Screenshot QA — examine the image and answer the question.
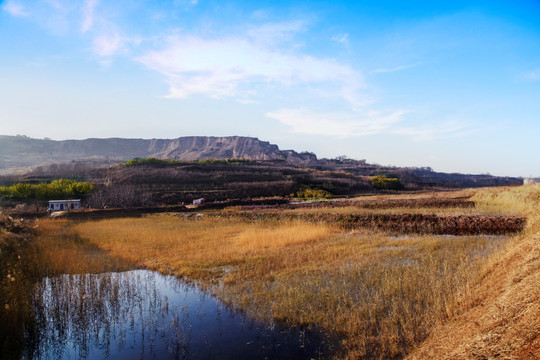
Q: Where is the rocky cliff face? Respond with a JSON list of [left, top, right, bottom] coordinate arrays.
[[0, 135, 317, 173]]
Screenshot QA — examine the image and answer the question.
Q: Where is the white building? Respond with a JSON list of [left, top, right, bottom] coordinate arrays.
[[48, 199, 81, 212]]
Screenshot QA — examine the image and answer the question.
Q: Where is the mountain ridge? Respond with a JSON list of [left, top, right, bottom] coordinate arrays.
[[0, 135, 317, 174], [0, 135, 524, 190]]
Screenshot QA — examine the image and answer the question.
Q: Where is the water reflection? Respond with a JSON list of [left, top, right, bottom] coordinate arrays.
[[26, 270, 331, 359]]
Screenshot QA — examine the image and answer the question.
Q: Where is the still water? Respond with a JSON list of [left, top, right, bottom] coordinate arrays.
[[25, 270, 332, 359]]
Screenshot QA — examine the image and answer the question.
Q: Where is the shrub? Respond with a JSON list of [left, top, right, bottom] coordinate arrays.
[[295, 187, 333, 199], [120, 158, 180, 166], [370, 175, 403, 190]]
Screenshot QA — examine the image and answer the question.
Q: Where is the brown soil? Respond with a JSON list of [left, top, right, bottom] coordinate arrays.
[[256, 198, 476, 210], [205, 212, 526, 235]]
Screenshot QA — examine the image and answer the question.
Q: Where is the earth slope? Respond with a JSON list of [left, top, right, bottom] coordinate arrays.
[[407, 185, 540, 360]]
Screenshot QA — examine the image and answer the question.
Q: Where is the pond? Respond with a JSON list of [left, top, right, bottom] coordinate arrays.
[[24, 270, 334, 359]]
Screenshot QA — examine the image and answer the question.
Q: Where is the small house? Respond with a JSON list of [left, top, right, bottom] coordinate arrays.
[[48, 199, 81, 212], [193, 198, 205, 205]]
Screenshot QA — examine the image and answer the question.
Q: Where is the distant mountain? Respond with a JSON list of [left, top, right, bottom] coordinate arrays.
[[0, 135, 317, 174], [0, 135, 523, 189]]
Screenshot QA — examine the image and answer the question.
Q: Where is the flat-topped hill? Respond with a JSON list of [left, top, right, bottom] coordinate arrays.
[[0, 135, 317, 174]]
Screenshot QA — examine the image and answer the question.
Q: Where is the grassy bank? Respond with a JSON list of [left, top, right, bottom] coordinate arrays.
[[54, 187, 531, 359], [407, 184, 540, 359]]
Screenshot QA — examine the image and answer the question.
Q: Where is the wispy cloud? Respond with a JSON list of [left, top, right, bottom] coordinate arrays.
[[332, 33, 349, 46], [93, 32, 123, 56], [394, 121, 472, 140], [137, 27, 363, 103], [246, 20, 306, 45], [522, 68, 540, 81], [267, 108, 472, 140], [371, 64, 417, 74], [81, 0, 98, 33], [92, 30, 141, 57], [2, 1, 29, 17], [266, 108, 406, 137]]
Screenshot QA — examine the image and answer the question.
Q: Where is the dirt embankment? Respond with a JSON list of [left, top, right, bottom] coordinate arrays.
[[0, 214, 29, 241], [407, 186, 540, 359], [203, 212, 526, 236], [0, 214, 35, 357], [245, 198, 476, 210], [407, 233, 540, 359]]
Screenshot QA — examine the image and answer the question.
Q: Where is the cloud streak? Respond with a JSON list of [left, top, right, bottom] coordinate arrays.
[[522, 68, 540, 81], [332, 33, 349, 46], [371, 64, 417, 74], [2, 1, 29, 17], [81, 0, 98, 33], [394, 121, 472, 140], [267, 108, 472, 140], [266, 108, 406, 137]]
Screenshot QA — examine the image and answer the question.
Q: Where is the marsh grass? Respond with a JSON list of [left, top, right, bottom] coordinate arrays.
[[34, 219, 134, 275], [0, 217, 133, 358], [69, 210, 515, 359], [407, 184, 540, 359]]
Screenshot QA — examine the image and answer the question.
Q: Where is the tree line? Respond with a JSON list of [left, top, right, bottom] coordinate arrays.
[[0, 179, 94, 200]]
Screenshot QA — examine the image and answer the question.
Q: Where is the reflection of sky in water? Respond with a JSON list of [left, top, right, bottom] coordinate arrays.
[[27, 270, 332, 359]]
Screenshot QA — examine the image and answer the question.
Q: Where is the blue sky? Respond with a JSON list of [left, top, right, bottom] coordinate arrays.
[[1, 0, 539, 176]]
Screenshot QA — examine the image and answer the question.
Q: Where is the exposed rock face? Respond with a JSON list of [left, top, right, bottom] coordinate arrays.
[[0, 135, 316, 173]]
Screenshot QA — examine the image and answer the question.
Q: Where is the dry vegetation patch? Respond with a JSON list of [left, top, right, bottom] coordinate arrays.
[[16, 186, 534, 359], [67, 202, 520, 359], [407, 185, 540, 360], [205, 211, 525, 236]]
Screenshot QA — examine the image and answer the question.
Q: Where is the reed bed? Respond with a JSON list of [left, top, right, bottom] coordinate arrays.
[[11, 185, 532, 359], [1, 216, 135, 358], [408, 184, 540, 359], [67, 210, 516, 358]]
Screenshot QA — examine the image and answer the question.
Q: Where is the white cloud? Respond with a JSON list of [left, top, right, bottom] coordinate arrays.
[[266, 108, 471, 140], [173, 0, 199, 7], [332, 33, 349, 46], [266, 108, 406, 137], [371, 64, 417, 74], [91, 25, 141, 57], [137, 30, 362, 102], [394, 121, 471, 140], [92, 31, 124, 56], [522, 69, 540, 81], [246, 20, 306, 45], [45, 0, 66, 11], [81, 0, 98, 33], [2, 1, 29, 17]]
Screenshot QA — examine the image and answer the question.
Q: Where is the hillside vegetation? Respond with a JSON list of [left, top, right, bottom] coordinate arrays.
[[1, 158, 524, 213], [0, 179, 93, 201], [0, 135, 522, 191]]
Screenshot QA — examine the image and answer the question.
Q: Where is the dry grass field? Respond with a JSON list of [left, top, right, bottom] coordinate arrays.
[[31, 185, 538, 359], [407, 184, 540, 360]]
